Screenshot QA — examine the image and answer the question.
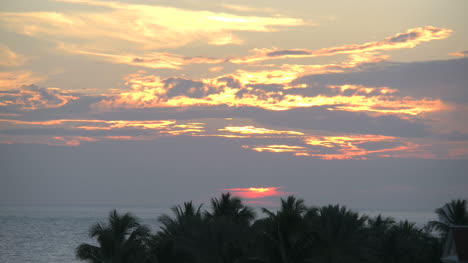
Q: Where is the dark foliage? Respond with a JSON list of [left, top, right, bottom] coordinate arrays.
[[77, 196, 467, 263]]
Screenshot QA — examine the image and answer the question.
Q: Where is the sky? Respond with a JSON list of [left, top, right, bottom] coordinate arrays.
[[0, 0, 467, 211]]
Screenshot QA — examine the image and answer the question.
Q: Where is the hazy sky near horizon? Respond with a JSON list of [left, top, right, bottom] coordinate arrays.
[[0, 0, 467, 210]]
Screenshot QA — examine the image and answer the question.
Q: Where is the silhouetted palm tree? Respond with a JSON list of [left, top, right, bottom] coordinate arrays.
[[152, 202, 204, 263], [201, 193, 257, 263], [154, 195, 257, 263], [366, 215, 396, 261], [307, 205, 369, 263], [205, 192, 256, 225], [376, 220, 441, 263], [76, 209, 153, 263], [259, 196, 312, 263], [428, 199, 468, 238], [158, 201, 204, 237]]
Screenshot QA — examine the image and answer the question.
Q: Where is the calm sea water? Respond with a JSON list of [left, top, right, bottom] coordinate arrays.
[[0, 205, 436, 263]]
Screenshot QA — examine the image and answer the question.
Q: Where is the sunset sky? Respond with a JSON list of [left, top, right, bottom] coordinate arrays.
[[1, 0, 467, 209]]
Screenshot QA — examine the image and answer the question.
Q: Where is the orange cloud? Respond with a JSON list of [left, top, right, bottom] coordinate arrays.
[[1, 116, 466, 160], [0, 118, 190, 131], [0, 85, 78, 110], [449, 50, 468, 57], [0, 72, 45, 90], [220, 126, 304, 135], [52, 136, 99, 146], [224, 187, 287, 199]]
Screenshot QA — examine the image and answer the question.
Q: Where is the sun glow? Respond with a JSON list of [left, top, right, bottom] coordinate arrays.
[[224, 187, 287, 199]]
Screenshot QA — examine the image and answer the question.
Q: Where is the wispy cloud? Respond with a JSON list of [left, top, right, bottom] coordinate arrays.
[[219, 126, 304, 136], [449, 50, 468, 57], [58, 44, 227, 69], [220, 4, 278, 14], [0, 71, 45, 90], [0, 0, 306, 54], [230, 26, 452, 63], [2, 117, 466, 159], [0, 45, 27, 66], [52, 26, 448, 71]]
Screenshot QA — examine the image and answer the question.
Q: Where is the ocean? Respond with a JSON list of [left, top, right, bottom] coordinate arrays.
[[0, 205, 437, 263]]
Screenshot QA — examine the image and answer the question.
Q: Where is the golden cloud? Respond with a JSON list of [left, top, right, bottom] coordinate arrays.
[[94, 72, 445, 116], [0, 0, 305, 53], [245, 144, 308, 153]]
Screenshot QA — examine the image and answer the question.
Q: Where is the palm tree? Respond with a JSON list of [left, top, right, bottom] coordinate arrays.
[[205, 192, 256, 225], [428, 199, 468, 238], [76, 209, 153, 263], [201, 193, 257, 263], [258, 196, 312, 263], [307, 205, 370, 263], [366, 215, 396, 261], [154, 195, 257, 263], [153, 202, 204, 263], [158, 201, 204, 237], [376, 220, 441, 263]]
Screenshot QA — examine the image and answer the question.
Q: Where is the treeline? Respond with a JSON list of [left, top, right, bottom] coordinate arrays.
[[76, 194, 468, 263]]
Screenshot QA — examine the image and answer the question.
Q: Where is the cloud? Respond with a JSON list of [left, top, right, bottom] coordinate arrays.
[[449, 50, 468, 57], [295, 57, 468, 103], [58, 44, 227, 69], [230, 26, 452, 63], [0, 0, 306, 54], [0, 85, 78, 110], [245, 144, 307, 153], [2, 116, 466, 160], [220, 4, 278, 14], [94, 71, 445, 116], [219, 126, 304, 135], [234, 52, 389, 85], [0, 45, 26, 66], [0, 118, 206, 134], [0, 71, 45, 90], [52, 26, 448, 71]]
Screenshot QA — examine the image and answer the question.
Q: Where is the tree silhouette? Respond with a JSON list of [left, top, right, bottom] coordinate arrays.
[[307, 204, 370, 263], [154, 194, 257, 263], [205, 192, 256, 225], [76, 209, 153, 263], [428, 199, 468, 238], [258, 196, 313, 263], [75, 194, 453, 263]]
